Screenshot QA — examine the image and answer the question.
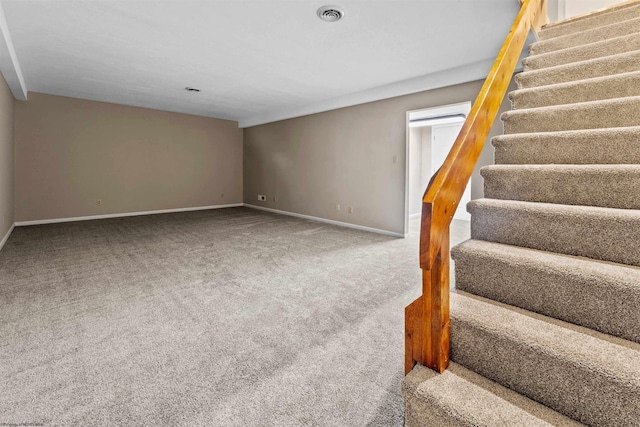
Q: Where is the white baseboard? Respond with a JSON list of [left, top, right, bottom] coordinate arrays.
[[14, 203, 244, 227], [12, 203, 405, 238], [244, 204, 404, 238], [0, 224, 14, 251]]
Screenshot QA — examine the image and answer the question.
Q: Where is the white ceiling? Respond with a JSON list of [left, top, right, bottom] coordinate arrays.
[[1, 0, 520, 127]]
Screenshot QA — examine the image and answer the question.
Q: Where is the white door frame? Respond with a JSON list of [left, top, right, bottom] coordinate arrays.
[[404, 102, 471, 236]]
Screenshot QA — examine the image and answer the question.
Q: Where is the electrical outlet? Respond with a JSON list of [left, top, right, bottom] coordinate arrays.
[[221, 193, 224, 199], [273, 196, 276, 203], [96, 199, 102, 206], [258, 195, 267, 201], [335, 204, 341, 211], [2, 215, 4, 225], [348, 206, 353, 214]]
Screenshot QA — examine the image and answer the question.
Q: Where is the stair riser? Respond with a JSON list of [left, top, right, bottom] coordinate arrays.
[[510, 73, 640, 109], [503, 98, 640, 133], [539, 3, 640, 39], [532, 18, 640, 55], [516, 51, 640, 89], [451, 318, 639, 427], [451, 244, 640, 343], [482, 167, 640, 209], [469, 201, 640, 266], [493, 129, 640, 164], [523, 33, 640, 70]]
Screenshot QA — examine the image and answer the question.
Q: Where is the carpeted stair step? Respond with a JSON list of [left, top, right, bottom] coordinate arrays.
[[539, 1, 640, 40], [451, 240, 640, 343], [522, 32, 640, 70], [509, 71, 640, 109], [531, 17, 640, 55], [468, 198, 640, 266], [516, 50, 640, 89], [481, 164, 640, 209], [492, 127, 640, 165], [403, 363, 583, 427], [450, 291, 640, 427], [502, 96, 640, 133]]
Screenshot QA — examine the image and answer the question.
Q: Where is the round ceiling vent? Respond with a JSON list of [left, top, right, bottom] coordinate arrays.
[[317, 6, 344, 22]]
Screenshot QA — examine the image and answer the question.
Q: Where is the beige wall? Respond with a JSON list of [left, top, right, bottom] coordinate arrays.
[[243, 79, 514, 235], [15, 93, 242, 222], [0, 73, 15, 239]]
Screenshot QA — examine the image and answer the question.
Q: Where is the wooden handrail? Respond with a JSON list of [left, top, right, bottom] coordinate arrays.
[[405, 0, 547, 375]]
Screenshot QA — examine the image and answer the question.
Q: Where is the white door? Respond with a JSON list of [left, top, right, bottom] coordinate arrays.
[[431, 123, 471, 221]]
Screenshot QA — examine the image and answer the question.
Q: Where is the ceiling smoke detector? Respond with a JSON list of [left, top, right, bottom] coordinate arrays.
[[317, 6, 344, 22]]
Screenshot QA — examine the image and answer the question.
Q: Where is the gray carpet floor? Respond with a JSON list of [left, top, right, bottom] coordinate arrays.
[[0, 207, 469, 426]]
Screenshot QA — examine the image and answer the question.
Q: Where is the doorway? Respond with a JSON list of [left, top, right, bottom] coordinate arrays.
[[404, 102, 472, 235]]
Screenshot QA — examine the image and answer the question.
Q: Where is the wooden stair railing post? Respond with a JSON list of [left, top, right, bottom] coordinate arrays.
[[422, 222, 450, 373], [405, 0, 546, 375]]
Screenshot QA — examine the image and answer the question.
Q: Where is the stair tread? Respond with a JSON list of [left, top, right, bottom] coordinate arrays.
[[503, 95, 640, 118], [523, 32, 640, 70], [509, 71, 640, 109], [469, 198, 640, 266], [492, 127, 640, 165], [502, 96, 640, 133], [516, 50, 640, 88], [403, 363, 583, 427], [512, 70, 640, 96], [451, 291, 640, 376], [493, 125, 640, 141], [452, 239, 640, 342], [453, 239, 640, 289], [451, 291, 640, 426], [481, 164, 640, 209], [469, 197, 640, 220], [482, 163, 640, 171]]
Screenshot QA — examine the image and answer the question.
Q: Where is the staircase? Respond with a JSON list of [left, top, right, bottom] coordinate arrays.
[[403, 2, 640, 426]]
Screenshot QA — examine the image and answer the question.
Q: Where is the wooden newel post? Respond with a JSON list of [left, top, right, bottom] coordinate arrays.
[[405, 200, 451, 375], [421, 232, 450, 373], [404, 232, 450, 375]]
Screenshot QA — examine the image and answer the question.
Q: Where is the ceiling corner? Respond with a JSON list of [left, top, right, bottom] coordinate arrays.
[[0, 0, 27, 100]]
